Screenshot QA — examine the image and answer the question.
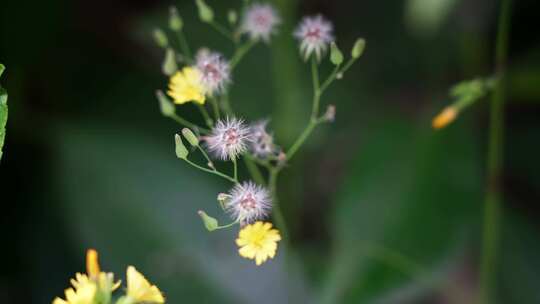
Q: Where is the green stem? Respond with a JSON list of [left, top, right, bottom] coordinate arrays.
[[197, 104, 214, 127], [221, 93, 234, 115], [478, 0, 511, 303], [184, 158, 237, 183], [169, 113, 210, 134], [209, 21, 236, 43], [243, 156, 266, 185], [285, 57, 322, 161], [197, 146, 214, 168], [177, 31, 192, 62], [320, 64, 341, 93], [230, 40, 257, 69], [215, 220, 239, 230], [232, 157, 238, 181], [269, 168, 289, 244], [210, 97, 221, 120]]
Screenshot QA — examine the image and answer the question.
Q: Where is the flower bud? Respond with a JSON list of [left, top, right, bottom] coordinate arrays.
[[152, 28, 168, 48], [169, 6, 184, 32], [182, 128, 199, 146], [162, 48, 177, 76], [0, 64, 5, 78], [198, 210, 218, 231], [323, 104, 336, 122], [352, 38, 366, 59], [175, 134, 189, 159], [156, 90, 175, 117], [195, 0, 214, 23], [228, 10, 238, 25], [330, 42, 344, 66], [432, 106, 458, 130]]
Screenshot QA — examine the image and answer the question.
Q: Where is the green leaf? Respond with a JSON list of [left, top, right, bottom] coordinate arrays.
[[322, 118, 482, 303], [0, 64, 8, 161]]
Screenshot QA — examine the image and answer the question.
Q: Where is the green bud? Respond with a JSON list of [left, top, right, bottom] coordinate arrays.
[[156, 90, 175, 117], [175, 134, 189, 159], [152, 28, 168, 48], [0, 64, 4, 78], [169, 6, 184, 31], [330, 42, 344, 65], [228, 10, 238, 25], [182, 128, 199, 146], [198, 210, 219, 231], [162, 48, 177, 76], [195, 0, 214, 23], [351, 38, 366, 59]]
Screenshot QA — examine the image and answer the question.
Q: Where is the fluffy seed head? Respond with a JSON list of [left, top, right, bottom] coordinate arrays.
[[242, 3, 281, 42], [226, 181, 272, 224], [294, 15, 334, 61], [205, 117, 251, 160], [196, 48, 231, 95], [249, 120, 278, 158]]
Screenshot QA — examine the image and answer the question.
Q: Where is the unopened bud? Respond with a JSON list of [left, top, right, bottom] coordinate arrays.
[[156, 90, 175, 117], [169, 6, 184, 32], [228, 10, 238, 25], [162, 48, 177, 76], [352, 38, 366, 59], [0, 64, 5, 78], [195, 0, 214, 23], [182, 128, 199, 146], [217, 193, 231, 205], [330, 42, 344, 66], [323, 104, 336, 122], [198, 210, 219, 231], [432, 106, 458, 130], [153, 28, 168, 48], [175, 134, 189, 159]]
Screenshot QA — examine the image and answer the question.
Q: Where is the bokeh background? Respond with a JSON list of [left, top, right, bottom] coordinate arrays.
[[1, 0, 539, 303]]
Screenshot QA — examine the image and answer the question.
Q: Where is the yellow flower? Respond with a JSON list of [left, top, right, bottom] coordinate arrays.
[[85, 249, 121, 292], [167, 67, 206, 105], [236, 221, 281, 266], [126, 266, 165, 303], [432, 106, 458, 129], [52, 274, 97, 304], [86, 249, 100, 279]]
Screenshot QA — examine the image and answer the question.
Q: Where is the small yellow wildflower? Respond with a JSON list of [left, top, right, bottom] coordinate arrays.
[[167, 67, 206, 105], [126, 266, 165, 303], [52, 275, 97, 304], [236, 221, 281, 266], [432, 106, 458, 129]]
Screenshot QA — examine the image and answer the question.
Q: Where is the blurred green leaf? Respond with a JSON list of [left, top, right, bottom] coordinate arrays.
[[322, 118, 482, 303], [405, 0, 460, 38], [499, 212, 540, 303], [0, 63, 7, 161], [50, 122, 301, 304]]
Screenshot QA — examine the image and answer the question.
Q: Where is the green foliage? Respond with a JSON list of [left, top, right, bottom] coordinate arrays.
[[0, 64, 7, 161], [322, 118, 482, 303]]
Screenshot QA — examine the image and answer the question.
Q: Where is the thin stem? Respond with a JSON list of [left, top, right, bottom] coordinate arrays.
[[232, 157, 238, 181], [210, 97, 221, 120], [285, 57, 322, 161], [197, 104, 214, 128], [230, 40, 257, 69], [320, 64, 341, 93], [269, 168, 289, 243], [215, 220, 239, 230], [221, 93, 234, 115], [209, 21, 236, 43], [177, 31, 192, 62], [478, 0, 511, 303], [197, 146, 214, 168], [184, 158, 237, 183], [243, 156, 266, 185], [169, 113, 210, 134]]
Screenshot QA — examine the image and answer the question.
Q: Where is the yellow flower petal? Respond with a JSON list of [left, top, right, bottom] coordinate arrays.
[[126, 266, 165, 303], [236, 221, 281, 266], [167, 67, 206, 105], [86, 249, 100, 279]]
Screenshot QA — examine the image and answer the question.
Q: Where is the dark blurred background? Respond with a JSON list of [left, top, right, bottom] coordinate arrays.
[[1, 0, 539, 303]]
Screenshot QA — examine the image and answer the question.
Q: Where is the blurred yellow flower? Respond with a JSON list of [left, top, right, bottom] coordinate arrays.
[[167, 67, 206, 105], [236, 221, 281, 265], [52, 274, 97, 304], [86, 249, 100, 279], [126, 266, 165, 303], [432, 106, 458, 129]]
